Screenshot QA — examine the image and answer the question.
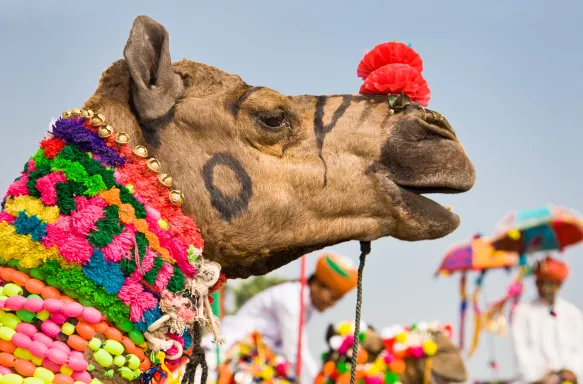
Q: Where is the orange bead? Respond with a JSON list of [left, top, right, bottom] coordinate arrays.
[[91, 321, 109, 334], [11, 271, 30, 286], [0, 267, 14, 282], [66, 335, 88, 352], [121, 336, 136, 353], [323, 361, 335, 376], [41, 286, 61, 300], [104, 327, 122, 342], [24, 279, 45, 294], [76, 322, 96, 340], [0, 352, 16, 367], [60, 296, 75, 303], [139, 357, 151, 372], [356, 348, 368, 364], [0, 340, 15, 353], [132, 347, 145, 361], [54, 374, 75, 384], [389, 358, 406, 374], [14, 358, 36, 376]]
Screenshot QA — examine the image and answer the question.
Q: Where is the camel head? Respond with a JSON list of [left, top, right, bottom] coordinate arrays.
[[323, 323, 468, 384], [84, 15, 476, 278]]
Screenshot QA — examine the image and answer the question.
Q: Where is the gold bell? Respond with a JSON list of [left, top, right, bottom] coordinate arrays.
[[91, 114, 106, 126], [62, 110, 72, 119], [98, 125, 114, 139], [71, 108, 82, 117], [115, 132, 130, 145], [158, 173, 173, 188], [169, 190, 184, 206], [146, 158, 161, 173], [133, 145, 149, 158], [81, 109, 94, 118]]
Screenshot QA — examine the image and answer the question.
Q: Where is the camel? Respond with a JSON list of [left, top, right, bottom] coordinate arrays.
[[320, 322, 468, 384], [81, 15, 475, 278], [0, 14, 475, 383]]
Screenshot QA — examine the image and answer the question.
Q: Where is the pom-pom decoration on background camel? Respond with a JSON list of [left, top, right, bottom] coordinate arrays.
[[357, 42, 431, 107]]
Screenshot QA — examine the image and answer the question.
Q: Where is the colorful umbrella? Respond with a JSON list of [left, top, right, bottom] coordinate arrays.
[[492, 205, 583, 262]]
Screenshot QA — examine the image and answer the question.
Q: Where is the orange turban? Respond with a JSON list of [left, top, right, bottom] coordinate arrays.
[[315, 253, 358, 296], [535, 256, 569, 282]]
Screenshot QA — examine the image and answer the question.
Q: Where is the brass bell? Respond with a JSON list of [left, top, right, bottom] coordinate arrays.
[[81, 109, 94, 118], [169, 190, 184, 206], [133, 145, 149, 158], [71, 108, 82, 117], [62, 110, 72, 119], [91, 114, 106, 126], [98, 125, 114, 139], [158, 173, 173, 188], [115, 132, 130, 145], [146, 158, 161, 173]]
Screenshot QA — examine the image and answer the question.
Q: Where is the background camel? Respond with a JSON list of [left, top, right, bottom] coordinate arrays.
[[83, 15, 475, 278], [321, 323, 468, 384]]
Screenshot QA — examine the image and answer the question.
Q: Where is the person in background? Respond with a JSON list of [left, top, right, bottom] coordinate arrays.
[[203, 253, 359, 384], [511, 256, 583, 384]]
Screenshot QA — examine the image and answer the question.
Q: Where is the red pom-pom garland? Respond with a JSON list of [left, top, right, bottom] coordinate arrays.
[[357, 42, 431, 106]]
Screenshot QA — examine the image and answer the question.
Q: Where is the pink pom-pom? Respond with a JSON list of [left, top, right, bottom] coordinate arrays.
[[16, 323, 38, 338], [5, 296, 26, 311], [12, 333, 32, 349], [43, 298, 63, 313], [72, 370, 91, 383], [29, 341, 49, 358], [383, 352, 395, 364], [62, 302, 83, 318], [24, 297, 44, 313], [46, 347, 68, 365], [410, 346, 424, 359], [67, 356, 88, 371], [40, 320, 61, 338], [42, 357, 62, 373], [33, 332, 53, 347], [81, 307, 102, 324], [50, 312, 69, 325]]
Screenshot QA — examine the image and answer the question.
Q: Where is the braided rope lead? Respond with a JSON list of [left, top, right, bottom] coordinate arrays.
[[349, 241, 372, 384]]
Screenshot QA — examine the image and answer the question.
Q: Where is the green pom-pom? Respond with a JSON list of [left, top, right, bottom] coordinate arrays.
[[337, 361, 349, 374], [384, 371, 399, 384], [358, 331, 366, 343]]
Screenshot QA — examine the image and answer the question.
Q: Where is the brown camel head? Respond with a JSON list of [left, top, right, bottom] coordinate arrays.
[[324, 324, 468, 384], [84, 15, 476, 278]]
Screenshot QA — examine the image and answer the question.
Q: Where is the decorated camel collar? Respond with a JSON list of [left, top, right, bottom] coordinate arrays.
[[0, 107, 225, 383]]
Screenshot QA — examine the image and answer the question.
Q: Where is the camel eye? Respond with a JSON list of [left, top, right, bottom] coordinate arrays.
[[255, 110, 289, 130]]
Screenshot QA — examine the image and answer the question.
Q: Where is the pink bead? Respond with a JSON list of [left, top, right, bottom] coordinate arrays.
[[0, 366, 11, 375], [5, 296, 26, 311], [11, 332, 32, 349], [50, 312, 68, 325], [51, 341, 70, 353], [43, 298, 63, 313], [40, 320, 61, 338], [81, 307, 101, 324], [72, 370, 91, 383], [146, 206, 162, 220], [61, 302, 83, 318], [69, 351, 84, 360], [42, 357, 62, 373], [47, 347, 68, 365], [67, 356, 88, 371], [16, 323, 37, 338], [33, 332, 53, 347], [29, 340, 49, 358], [0, 300, 6, 309], [24, 297, 44, 313]]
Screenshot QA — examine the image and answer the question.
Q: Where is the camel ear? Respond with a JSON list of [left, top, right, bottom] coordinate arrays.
[[431, 332, 468, 382], [325, 324, 336, 344], [123, 15, 184, 122]]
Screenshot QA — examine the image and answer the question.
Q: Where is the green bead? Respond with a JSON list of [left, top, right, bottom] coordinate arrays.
[[62, 322, 75, 336], [3, 283, 23, 297], [119, 367, 134, 380], [63, 289, 78, 299], [7, 259, 20, 269], [1, 313, 21, 328], [0, 326, 16, 341], [29, 268, 45, 280], [128, 329, 144, 346], [16, 264, 30, 274], [126, 354, 140, 370], [45, 277, 58, 287], [16, 309, 36, 323], [103, 340, 124, 356], [36, 310, 49, 321], [26, 294, 42, 300], [113, 355, 126, 367], [115, 319, 134, 333], [132, 369, 141, 380], [14, 347, 31, 360], [78, 298, 93, 307], [94, 348, 113, 367], [88, 338, 102, 351]]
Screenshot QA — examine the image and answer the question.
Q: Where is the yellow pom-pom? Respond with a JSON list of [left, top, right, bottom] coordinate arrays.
[[337, 322, 352, 336], [508, 229, 521, 240], [423, 340, 438, 356], [261, 367, 274, 380], [395, 332, 407, 343]]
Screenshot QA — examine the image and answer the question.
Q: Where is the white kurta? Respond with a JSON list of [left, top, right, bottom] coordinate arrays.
[[202, 281, 317, 384], [510, 297, 583, 383]]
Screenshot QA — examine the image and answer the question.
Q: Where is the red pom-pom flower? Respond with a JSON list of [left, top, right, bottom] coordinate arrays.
[[357, 42, 431, 106]]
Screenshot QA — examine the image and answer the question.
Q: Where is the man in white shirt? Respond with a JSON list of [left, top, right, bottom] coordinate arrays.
[[203, 253, 358, 384], [511, 256, 583, 384]]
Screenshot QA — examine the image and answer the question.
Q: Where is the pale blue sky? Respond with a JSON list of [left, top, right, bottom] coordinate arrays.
[[1, 1, 582, 381]]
